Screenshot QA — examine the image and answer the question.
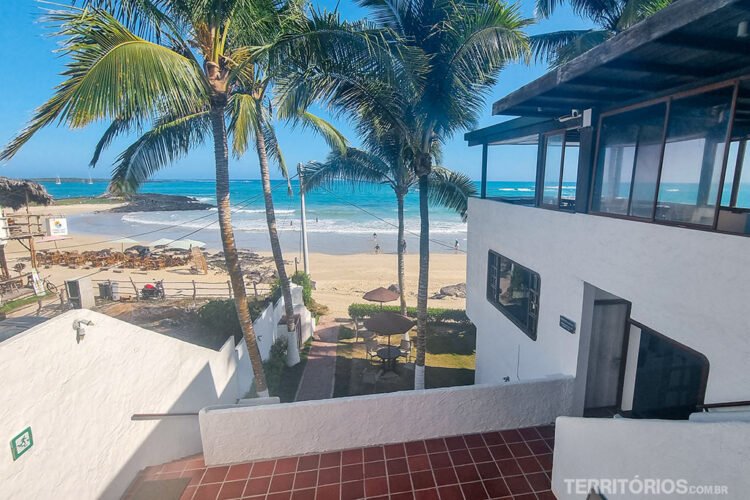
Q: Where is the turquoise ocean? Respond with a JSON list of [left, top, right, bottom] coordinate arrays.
[[39, 179, 744, 254]]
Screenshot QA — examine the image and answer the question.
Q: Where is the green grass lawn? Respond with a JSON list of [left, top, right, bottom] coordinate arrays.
[[53, 196, 124, 206], [0, 293, 49, 314], [333, 322, 476, 397]]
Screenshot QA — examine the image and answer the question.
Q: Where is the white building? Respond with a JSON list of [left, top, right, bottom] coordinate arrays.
[[465, 0, 750, 421]]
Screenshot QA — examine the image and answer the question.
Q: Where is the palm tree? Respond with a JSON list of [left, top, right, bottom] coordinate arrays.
[[277, 0, 529, 389], [304, 146, 475, 316], [0, 1, 360, 394], [0, 2, 274, 394], [531, 0, 672, 66]]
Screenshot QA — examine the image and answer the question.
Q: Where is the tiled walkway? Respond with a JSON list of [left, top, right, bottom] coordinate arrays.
[[126, 425, 556, 500], [294, 322, 339, 401]]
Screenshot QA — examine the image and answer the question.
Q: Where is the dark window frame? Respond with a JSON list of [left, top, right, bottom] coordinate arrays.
[[486, 250, 541, 340], [628, 320, 710, 420], [539, 130, 579, 213], [589, 77, 750, 237]]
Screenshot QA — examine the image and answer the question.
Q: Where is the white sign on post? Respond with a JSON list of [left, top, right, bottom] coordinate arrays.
[[46, 217, 68, 236]]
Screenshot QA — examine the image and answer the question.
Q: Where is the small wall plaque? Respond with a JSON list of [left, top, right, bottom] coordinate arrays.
[[10, 427, 33, 461], [559, 316, 576, 334]]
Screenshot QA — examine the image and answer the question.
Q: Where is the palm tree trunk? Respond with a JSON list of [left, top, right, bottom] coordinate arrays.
[[396, 191, 407, 316], [414, 174, 429, 389], [254, 103, 299, 366], [209, 102, 269, 397]]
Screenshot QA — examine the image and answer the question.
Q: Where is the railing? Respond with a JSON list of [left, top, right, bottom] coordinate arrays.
[[697, 400, 750, 410], [2, 214, 46, 239], [131, 413, 200, 420], [91, 279, 273, 300]]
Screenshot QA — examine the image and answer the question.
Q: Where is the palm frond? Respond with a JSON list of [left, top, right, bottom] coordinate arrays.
[[262, 120, 289, 181], [530, 30, 593, 64], [296, 112, 348, 154], [90, 115, 138, 167], [534, 0, 568, 19], [228, 92, 258, 157], [303, 147, 397, 193], [109, 110, 210, 193], [1, 6, 206, 162], [553, 29, 611, 66], [428, 166, 476, 222], [618, 0, 672, 30]]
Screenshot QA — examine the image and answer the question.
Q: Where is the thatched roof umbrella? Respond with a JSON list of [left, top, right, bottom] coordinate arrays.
[[0, 177, 52, 210]]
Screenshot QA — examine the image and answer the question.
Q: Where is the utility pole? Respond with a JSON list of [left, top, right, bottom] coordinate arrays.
[[297, 163, 310, 275]]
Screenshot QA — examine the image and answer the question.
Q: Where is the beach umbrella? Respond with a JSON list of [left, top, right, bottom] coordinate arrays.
[[363, 287, 400, 309], [364, 311, 415, 349]]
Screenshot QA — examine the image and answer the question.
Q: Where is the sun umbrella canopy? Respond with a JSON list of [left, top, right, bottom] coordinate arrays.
[[0, 177, 52, 210], [363, 287, 400, 304], [364, 312, 415, 336]]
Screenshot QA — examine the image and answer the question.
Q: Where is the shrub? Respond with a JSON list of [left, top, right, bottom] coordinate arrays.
[[263, 337, 288, 396], [270, 272, 328, 320], [347, 303, 471, 324], [197, 298, 272, 340], [339, 325, 356, 340]]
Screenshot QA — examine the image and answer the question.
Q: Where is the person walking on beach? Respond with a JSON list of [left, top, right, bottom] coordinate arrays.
[[454, 239, 460, 253], [375, 243, 381, 254]]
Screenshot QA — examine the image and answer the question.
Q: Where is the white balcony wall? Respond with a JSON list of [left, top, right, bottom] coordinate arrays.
[[466, 198, 750, 405], [552, 416, 750, 499], [199, 377, 574, 466], [0, 310, 251, 500]]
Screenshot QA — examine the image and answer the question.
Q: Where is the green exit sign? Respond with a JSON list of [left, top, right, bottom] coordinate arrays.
[[10, 427, 33, 461]]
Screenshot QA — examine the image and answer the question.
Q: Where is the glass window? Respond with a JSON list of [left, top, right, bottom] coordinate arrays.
[[655, 87, 734, 226], [561, 143, 579, 210], [486, 251, 540, 340], [592, 104, 667, 216], [541, 132, 578, 211], [542, 133, 563, 207]]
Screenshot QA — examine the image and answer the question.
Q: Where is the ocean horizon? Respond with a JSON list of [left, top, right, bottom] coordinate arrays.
[[37, 178, 748, 255]]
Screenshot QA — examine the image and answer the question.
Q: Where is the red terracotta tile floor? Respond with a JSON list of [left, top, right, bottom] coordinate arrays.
[[124, 425, 556, 500]]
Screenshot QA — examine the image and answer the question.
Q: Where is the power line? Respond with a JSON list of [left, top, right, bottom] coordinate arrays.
[[7, 175, 298, 255]]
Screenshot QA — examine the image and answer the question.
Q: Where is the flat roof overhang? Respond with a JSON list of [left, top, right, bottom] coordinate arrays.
[[490, 0, 750, 119]]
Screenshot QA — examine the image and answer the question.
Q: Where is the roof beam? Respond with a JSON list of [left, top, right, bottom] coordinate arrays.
[[569, 76, 665, 92], [657, 33, 750, 56], [604, 59, 713, 78], [492, 0, 741, 115]]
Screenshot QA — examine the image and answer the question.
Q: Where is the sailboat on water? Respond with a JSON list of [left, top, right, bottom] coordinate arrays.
[[55, 176, 61, 185], [87, 175, 93, 185]]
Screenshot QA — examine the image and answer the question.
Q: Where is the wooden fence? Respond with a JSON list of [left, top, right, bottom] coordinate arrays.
[[91, 279, 273, 300]]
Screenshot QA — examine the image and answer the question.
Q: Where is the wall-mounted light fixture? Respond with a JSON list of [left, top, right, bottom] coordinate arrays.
[[73, 319, 93, 344]]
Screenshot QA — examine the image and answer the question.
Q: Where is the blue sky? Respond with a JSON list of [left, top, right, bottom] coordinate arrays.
[[0, 1, 590, 182]]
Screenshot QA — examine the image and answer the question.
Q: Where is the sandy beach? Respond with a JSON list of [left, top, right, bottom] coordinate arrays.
[[6, 203, 467, 318]]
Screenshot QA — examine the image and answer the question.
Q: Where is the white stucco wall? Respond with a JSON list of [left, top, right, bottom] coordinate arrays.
[[0, 310, 251, 500], [254, 285, 311, 359], [199, 376, 574, 466], [551, 416, 750, 499], [466, 198, 750, 405]]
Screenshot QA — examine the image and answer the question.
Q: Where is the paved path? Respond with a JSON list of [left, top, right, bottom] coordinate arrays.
[[294, 321, 340, 401]]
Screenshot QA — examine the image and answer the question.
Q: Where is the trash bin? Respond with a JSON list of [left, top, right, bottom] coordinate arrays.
[[110, 281, 120, 301], [98, 282, 112, 300]]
